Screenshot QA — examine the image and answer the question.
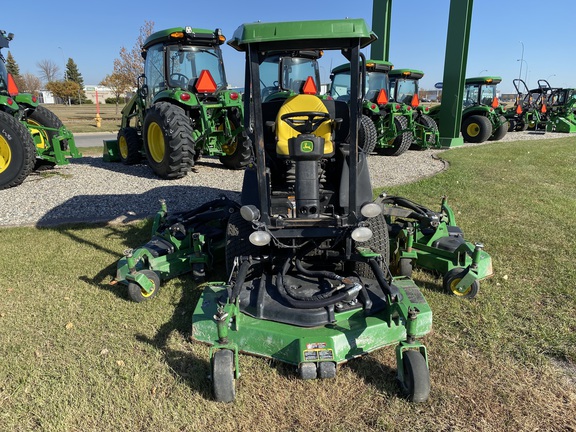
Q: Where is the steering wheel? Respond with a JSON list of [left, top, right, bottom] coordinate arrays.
[[280, 111, 331, 134], [170, 73, 189, 89]]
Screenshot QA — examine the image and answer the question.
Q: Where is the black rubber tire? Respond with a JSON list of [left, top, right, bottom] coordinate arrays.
[[299, 363, 317, 380], [127, 270, 160, 303], [212, 349, 236, 403], [117, 127, 142, 165], [26, 105, 68, 151], [219, 108, 251, 170], [442, 268, 479, 299], [461, 115, 492, 143], [317, 362, 337, 379], [398, 258, 413, 278], [489, 115, 508, 141], [355, 213, 390, 279], [507, 118, 517, 132], [0, 111, 36, 190], [379, 116, 412, 156], [225, 211, 259, 276], [358, 114, 377, 154], [400, 350, 430, 403], [143, 102, 195, 179], [415, 114, 438, 147], [516, 121, 529, 132]]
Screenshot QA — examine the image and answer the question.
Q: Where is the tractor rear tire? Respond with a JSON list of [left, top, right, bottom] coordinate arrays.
[[143, 102, 195, 179], [0, 111, 36, 190], [354, 213, 390, 279], [26, 105, 68, 151], [415, 114, 438, 148], [489, 115, 508, 141], [219, 108, 251, 170], [461, 115, 492, 143], [358, 114, 377, 154], [379, 116, 412, 156], [117, 127, 143, 165]]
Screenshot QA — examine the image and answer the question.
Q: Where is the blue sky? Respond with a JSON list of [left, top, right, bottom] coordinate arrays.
[[3, 0, 573, 94]]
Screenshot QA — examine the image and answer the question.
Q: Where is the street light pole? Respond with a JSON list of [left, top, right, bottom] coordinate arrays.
[[517, 59, 527, 84], [518, 41, 524, 82]]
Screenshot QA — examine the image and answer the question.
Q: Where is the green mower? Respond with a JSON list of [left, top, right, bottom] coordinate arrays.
[[190, 19, 432, 403], [106, 26, 251, 179], [0, 29, 80, 190], [544, 84, 576, 133], [504, 78, 544, 132], [383, 195, 493, 299]]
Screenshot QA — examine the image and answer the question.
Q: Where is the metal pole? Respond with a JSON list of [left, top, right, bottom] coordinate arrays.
[[518, 41, 524, 81]]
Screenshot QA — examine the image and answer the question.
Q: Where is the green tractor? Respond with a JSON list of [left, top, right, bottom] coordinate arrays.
[[429, 76, 508, 143], [0, 30, 80, 190], [544, 85, 576, 133], [329, 62, 438, 156], [109, 26, 251, 179]]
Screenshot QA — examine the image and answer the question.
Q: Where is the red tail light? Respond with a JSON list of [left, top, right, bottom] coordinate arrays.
[[230, 92, 239, 100], [376, 88, 388, 105], [179, 93, 191, 101], [195, 70, 217, 93], [302, 76, 317, 95]]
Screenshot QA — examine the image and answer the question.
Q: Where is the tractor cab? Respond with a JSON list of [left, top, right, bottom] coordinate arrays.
[[388, 69, 423, 107], [191, 18, 433, 403], [141, 26, 228, 103], [463, 76, 502, 108]]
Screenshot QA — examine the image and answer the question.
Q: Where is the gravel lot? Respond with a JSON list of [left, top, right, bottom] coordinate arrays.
[[0, 131, 567, 227]]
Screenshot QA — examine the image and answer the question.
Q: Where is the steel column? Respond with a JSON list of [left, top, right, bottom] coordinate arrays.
[[370, 0, 392, 61]]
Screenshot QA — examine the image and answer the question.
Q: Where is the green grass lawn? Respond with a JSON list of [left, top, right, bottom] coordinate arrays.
[[46, 104, 124, 133], [1, 137, 575, 431]]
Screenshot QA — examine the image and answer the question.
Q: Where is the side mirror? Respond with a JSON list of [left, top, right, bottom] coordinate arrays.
[[139, 85, 148, 98]]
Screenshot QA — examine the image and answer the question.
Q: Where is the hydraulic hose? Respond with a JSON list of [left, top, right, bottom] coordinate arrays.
[[230, 258, 252, 301]]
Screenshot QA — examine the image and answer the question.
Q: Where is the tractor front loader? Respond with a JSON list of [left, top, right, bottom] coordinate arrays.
[[107, 26, 251, 179]]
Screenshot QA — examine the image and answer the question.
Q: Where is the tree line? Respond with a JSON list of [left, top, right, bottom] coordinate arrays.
[[6, 20, 154, 111]]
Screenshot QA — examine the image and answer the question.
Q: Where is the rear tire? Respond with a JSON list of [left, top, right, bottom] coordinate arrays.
[[0, 111, 36, 190], [219, 108, 251, 170], [26, 105, 68, 151], [461, 115, 492, 143], [358, 114, 377, 154], [143, 102, 194, 179], [379, 116, 412, 156], [415, 114, 438, 148], [117, 127, 142, 165]]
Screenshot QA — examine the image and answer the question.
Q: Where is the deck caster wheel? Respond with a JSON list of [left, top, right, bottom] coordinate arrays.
[[400, 350, 430, 403], [398, 258, 413, 278], [212, 349, 236, 403], [298, 363, 317, 380], [443, 268, 479, 299], [317, 362, 336, 379], [127, 270, 160, 303]]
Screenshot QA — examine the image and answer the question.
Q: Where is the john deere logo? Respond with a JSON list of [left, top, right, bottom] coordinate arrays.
[[301, 140, 314, 153]]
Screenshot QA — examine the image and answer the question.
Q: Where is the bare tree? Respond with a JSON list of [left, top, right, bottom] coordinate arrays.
[[100, 72, 132, 114], [19, 73, 42, 95], [36, 59, 61, 83], [113, 20, 154, 87]]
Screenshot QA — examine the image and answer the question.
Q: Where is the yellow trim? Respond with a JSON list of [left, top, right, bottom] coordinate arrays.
[[147, 122, 165, 163], [0, 135, 12, 174], [449, 277, 472, 296], [119, 135, 128, 159], [466, 122, 480, 137], [275, 94, 334, 156], [26, 119, 47, 149]]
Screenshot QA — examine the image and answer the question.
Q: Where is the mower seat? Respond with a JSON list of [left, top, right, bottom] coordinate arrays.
[[275, 94, 335, 157]]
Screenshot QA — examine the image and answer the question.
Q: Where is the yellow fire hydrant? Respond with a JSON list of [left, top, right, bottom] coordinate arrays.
[[95, 114, 102, 128]]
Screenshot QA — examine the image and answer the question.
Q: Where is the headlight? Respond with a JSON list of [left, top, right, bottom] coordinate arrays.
[[249, 231, 271, 246], [360, 202, 382, 218], [240, 205, 260, 222], [351, 227, 373, 242]]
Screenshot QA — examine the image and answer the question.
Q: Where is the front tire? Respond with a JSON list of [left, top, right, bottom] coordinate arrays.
[[400, 350, 430, 403], [117, 127, 142, 165], [0, 111, 36, 190], [461, 115, 492, 143], [127, 270, 160, 303], [443, 268, 479, 299], [219, 108, 251, 170], [143, 102, 194, 179], [212, 349, 236, 403]]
